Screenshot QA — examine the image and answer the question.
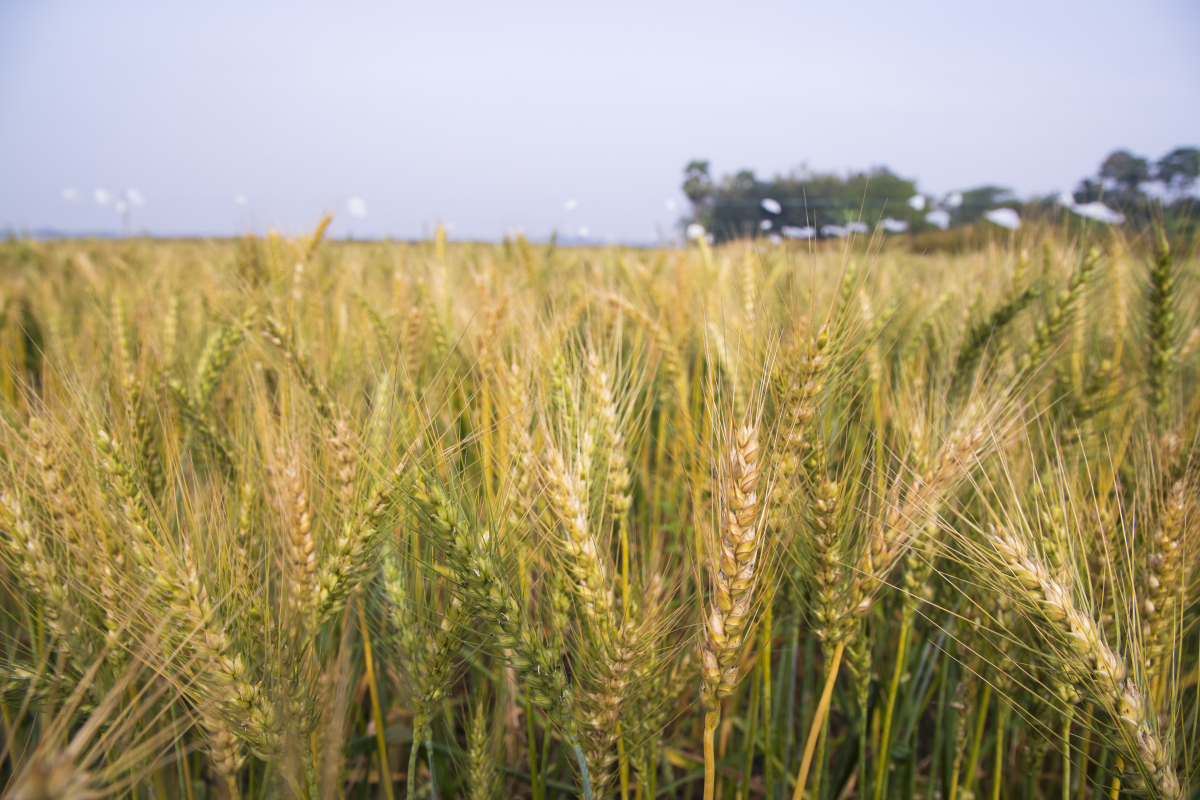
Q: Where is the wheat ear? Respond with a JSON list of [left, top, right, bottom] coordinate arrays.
[[381, 551, 465, 800], [580, 618, 641, 797], [770, 324, 831, 527], [1143, 478, 1193, 695], [1145, 232, 1176, 425], [859, 414, 989, 605], [411, 474, 594, 800], [701, 422, 762, 800], [279, 455, 316, 622], [467, 694, 501, 800], [986, 525, 1181, 800], [1018, 247, 1099, 377]]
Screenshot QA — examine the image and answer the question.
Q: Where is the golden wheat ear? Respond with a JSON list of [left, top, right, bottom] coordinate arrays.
[[699, 416, 766, 800]]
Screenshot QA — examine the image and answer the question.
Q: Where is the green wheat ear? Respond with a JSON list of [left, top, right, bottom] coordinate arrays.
[[1018, 246, 1099, 377], [950, 283, 1039, 395], [466, 691, 502, 800], [1146, 230, 1176, 425], [409, 471, 595, 800]]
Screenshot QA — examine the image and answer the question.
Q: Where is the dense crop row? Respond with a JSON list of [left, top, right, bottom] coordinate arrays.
[[0, 223, 1195, 800]]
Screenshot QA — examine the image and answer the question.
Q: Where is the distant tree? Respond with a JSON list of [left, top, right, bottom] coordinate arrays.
[[953, 186, 1016, 224], [1059, 146, 1199, 238], [726, 169, 757, 193], [683, 161, 714, 211], [1072, 178, 1105, 205], [1099, 149, 1151, 199], [1156, 147, 1200, 196]]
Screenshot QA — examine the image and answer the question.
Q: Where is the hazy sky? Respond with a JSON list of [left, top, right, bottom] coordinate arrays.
[[2, 0, 1198, 241]]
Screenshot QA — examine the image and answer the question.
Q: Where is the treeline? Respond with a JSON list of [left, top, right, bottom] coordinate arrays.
[[684, 146, 1199, 243], [682, 161, 918, 241]]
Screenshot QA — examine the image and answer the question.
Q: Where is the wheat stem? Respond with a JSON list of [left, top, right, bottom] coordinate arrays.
[[357, 599, 394, 800], [991, 701, 1009, 800], [964, 683, 992, 800], [873, 614, 910, 800], [792, 639, 844, 800], [761, 604, 773, 798], [572, 739, 594, 800], [406, 725, 421, 800], [703, 710, 719, 800], [1061, 709, 1072, 800], [425, 726, 439, 800]]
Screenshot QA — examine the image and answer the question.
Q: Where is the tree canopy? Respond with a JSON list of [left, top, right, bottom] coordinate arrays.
[[1075, 146, 1200, 207], [1156, 147, 1200, 195], [1098, 150, 1152, 199]]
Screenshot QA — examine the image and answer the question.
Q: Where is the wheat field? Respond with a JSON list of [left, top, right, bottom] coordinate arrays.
[[0, 221, 1195, 800]]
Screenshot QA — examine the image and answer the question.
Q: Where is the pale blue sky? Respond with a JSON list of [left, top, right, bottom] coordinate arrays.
[[2, 0, 1197, 241]]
